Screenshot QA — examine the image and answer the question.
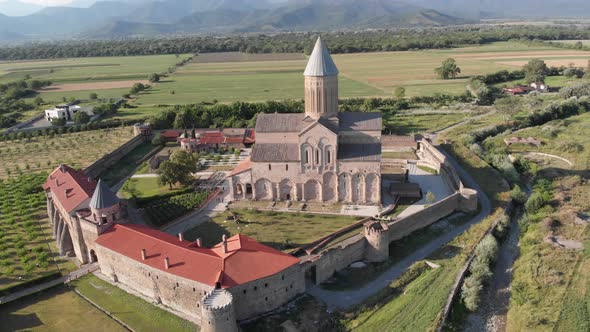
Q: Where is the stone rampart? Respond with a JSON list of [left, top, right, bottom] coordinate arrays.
[[96, 245, 213, 321], [83, 134, 144, 178], [306, 234, 366, 284], [387, 193, 461, 242]]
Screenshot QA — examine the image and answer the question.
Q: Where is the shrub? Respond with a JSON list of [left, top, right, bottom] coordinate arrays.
[[151, 133, 166, 146], [558, 142, 584, 153], [511, 185, 527, 205], [461, 274, 483, 311], [525, 192, 546, 213]]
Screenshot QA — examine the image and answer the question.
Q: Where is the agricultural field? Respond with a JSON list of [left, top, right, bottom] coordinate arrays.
[[0, 127, 134, 179], [0, 54, 192, 104], [184, 209, 360, 252], [555, 39, 590, 46], [115, 41, 590, 120], [0, 174, 75, 292]]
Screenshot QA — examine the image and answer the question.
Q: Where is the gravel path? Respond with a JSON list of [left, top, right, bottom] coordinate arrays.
[[308, 148, 492, 309]]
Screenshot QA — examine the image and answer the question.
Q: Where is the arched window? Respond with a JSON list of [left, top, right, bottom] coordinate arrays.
[[326, 149, 331, 164], [304, 150, 309, 164], [285, 164, 289, 171], [268, 164, 271, 170], [315, 149, 320, 164]]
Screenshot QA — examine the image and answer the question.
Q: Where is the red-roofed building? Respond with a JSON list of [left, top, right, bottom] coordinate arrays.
[[95, 223, 304, 322], [44, 165, 126, 263], [178, 128, 256, 153]]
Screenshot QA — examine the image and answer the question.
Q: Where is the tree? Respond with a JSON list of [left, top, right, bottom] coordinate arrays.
[[523, 59, 548, 84], [494, 96, 523, 121], [148, 73, 161, 83], [33, 96, 44, 106], [151, 133, 166, 146], [89, 92, 98, 100], [435, 58, 461, 79], [73, 111, 90, 124], [467, 79, 496, 105], [191, 128, 196, 139], [158, 160, 191, 189], [170, 149, 199, 173], [584, 60, 590, 79], [122, 179, 140, 198], [393, 86, 406, 99], [51, 118, 66, 126], [425, 191, 436, 204]]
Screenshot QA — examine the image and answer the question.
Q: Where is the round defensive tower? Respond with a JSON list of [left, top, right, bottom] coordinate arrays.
[[459, 188, 478, 212], [364, 220, 390, 263], [200, 288, 238, 332]]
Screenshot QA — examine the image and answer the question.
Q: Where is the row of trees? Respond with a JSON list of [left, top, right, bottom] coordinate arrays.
[[0, 79, 52, 128], [2, 26, 590, 60]]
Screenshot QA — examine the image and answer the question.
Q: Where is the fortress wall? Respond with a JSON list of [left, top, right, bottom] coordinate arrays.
[[96, 245, 212, 320], [387, 193, 461, 242], [310, 234, 367, 284], [83, 134, 144, 178], [229, 264, 305, 321]]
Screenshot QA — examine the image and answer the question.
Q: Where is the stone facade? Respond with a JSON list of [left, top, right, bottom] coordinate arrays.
[[230, 37, 382, 205]]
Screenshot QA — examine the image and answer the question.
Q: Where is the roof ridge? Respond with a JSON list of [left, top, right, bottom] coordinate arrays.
[[117, 224, 223, 260]]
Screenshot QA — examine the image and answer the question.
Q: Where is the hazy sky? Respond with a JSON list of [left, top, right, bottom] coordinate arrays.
[[17, 0, 74, 5]]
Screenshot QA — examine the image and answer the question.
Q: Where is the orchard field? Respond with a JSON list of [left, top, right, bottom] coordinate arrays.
[[0, 127, 134, 179]]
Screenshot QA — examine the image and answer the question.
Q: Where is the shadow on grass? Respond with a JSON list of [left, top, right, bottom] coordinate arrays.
[[0, 285, 69, 330]]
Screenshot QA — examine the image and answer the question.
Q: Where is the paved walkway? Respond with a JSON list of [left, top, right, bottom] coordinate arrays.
[[397, 163, 452, 218], [307, 149, 492, 310], [0, 263, 99, 305], [131, 174, 159, 178]]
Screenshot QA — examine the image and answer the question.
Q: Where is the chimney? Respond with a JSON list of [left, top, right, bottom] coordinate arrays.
[[196, 238, 202, 247], [60, 164, 65, 173], [178, 233, 184, 241], [222, 235, 227, 254], [164, 257, 170, 269], [141, 249, 146, 260]]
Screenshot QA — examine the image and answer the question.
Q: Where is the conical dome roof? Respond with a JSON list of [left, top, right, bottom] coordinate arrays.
[[303, 36, 339, 77], [89, 179, 119, 210]]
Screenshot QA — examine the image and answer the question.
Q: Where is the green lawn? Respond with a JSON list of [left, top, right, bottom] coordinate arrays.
[[73, 275, 197, 332], [385, 113, 471, 135], [118, 177, 183, 199], [99, 142, 159, 187], [184, 209, 360, 252], [0, 285, 126, 332]]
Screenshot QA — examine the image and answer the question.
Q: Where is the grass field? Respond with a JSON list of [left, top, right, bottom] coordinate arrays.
[[118, 177, 182, 199], [184, 209, 360, 252], [0, 285, 126, 332], [0, 127, 134, 179], [73, 275, 197, 332]]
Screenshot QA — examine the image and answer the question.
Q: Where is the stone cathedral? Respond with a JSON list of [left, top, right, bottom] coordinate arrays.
[[229, 37, 382, 204]]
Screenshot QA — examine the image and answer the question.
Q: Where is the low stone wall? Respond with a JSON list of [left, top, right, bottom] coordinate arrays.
[[307, 234, 367, 284], [84, 134, 144, 179]]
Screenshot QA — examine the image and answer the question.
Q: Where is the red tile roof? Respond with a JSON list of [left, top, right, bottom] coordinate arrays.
[[228, 158, 252, 177], [95, 224, 299, 288], [161, 130, 182, 139], [43, 165, 96, 213]]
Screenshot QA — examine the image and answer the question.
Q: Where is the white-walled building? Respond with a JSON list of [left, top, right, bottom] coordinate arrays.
[[45, 104, 94, 123]]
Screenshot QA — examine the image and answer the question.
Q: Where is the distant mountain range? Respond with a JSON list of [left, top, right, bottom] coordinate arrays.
[[0, 0, 472, 41]]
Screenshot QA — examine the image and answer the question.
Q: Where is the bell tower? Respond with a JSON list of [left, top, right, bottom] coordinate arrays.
[[304, 36, 339, 119]]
